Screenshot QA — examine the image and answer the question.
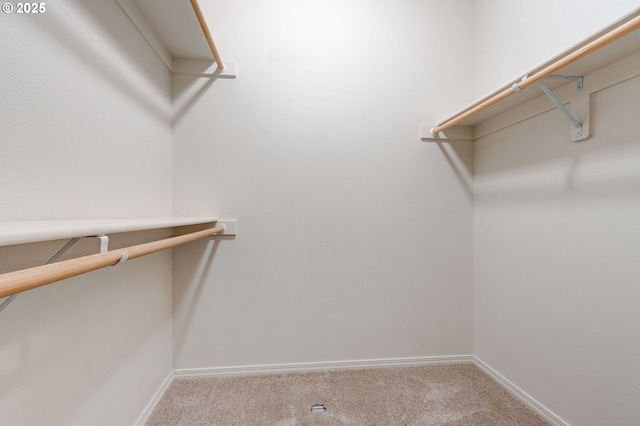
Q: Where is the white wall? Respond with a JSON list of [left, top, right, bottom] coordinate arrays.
[[0, 0, 173, 424], [473, 5, 640, 424], [473, 0, 640, 97], [172, 0, 475, 369], [7, 1, 636, 423]]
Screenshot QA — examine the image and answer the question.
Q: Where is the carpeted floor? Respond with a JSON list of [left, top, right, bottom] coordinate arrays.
[[146, 363, 550, 425]]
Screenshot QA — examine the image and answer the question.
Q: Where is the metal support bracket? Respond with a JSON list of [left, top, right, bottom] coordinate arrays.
[[0, 237, 80, 313], [115, 251, 129, 266], [0, 232, 116, 313], [92, 234, 109, 253], [537, 80, 589, 141], [546, 75, 583, 91]]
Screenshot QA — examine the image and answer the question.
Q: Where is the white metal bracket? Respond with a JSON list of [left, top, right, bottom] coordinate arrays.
[[538, 77, 590, 142], [0, 237, 80, 313], [0, 229, 137, 313], [115, 251, 129, 265], [569, 92, 591, 142], [546, 75, 583, 91], [92, 234, 109, 253], [214, 220, 237, 236]]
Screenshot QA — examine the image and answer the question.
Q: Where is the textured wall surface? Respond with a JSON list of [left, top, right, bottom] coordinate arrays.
[[0, 0, 174, 424], [3, 1, 639, 424], [473, 3, 640, 423], [474, 61, 640, 426], [473, 0, 640, 96], [171, 0, 475, 369]]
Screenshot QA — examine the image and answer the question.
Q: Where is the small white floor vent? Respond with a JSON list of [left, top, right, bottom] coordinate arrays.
[[311, 404, 326, 413]]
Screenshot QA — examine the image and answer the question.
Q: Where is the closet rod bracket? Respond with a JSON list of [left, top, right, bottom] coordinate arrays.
[[91, 234, 109, 253], [537, 80, 585, 140], [0, 237, 80, 314], [546, 75, 583, 91], [212, 220, 237, 236], [0, 232, 123, 313]]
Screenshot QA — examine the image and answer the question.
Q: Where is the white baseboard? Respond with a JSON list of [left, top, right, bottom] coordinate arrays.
[[141, 355, 567, 426], [173, 354, 473, 378], [137, 356, 471, 423], [134, 371, 174, 426], [472, 356, 569, 426]]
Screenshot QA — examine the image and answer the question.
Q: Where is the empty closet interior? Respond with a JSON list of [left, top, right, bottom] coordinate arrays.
[[1, 1, 639, 425]]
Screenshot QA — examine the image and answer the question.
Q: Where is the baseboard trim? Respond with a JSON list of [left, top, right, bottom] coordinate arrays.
[[473, 356, 569, 426], [142, 355, 572, 425], [173, 355, 473, 378], [134, 371, 174, 426]]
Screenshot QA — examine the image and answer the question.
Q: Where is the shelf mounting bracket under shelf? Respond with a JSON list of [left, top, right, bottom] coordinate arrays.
[[0, 237, 80, 313], [538, 77, 590, 142], [546, 75, 583, 91]]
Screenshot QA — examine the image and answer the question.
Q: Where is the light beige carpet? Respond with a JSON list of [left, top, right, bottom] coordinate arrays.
[[146, 364, 549, 425]]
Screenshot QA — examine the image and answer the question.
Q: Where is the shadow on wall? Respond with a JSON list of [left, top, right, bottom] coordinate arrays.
[[473, 153, 640, 208], [24, 0, 170, 124], [435, 140, 474, 202], [0, 230, 173, 425], [172, 238, 223, 362], [474, 92, 640, 206], [474, 82, 640, 177], [172, 75, 218, 126]]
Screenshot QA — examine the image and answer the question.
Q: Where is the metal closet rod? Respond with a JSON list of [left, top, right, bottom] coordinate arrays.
[[0, 225, 225, 299], [189, 0, 225, 71], [431, 13, 640, 135]]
